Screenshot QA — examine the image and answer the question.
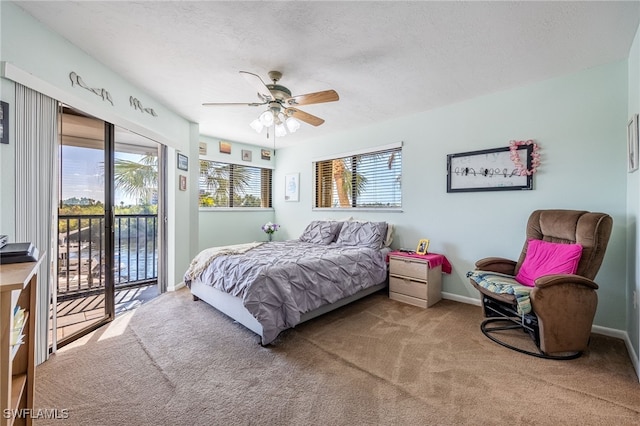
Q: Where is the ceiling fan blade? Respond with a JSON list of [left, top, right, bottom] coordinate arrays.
[[239, 71, 274, 102], [202, 102, 265, 107], [285, 89, 339, 106], [286, 108, 325, 126]]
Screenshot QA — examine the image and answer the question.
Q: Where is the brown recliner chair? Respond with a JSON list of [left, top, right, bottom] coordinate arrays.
[[469, 209, 613, 359]]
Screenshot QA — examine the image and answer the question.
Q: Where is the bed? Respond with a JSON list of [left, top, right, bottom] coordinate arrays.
[[184, 220, 391, 345]]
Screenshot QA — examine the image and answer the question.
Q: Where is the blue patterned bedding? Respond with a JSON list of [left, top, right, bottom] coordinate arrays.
[[185, 240, 389, 344]]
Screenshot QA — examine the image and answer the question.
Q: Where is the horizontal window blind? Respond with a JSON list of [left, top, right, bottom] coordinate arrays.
[[199, 160, 272, 208], [314, 146, 402, 209]]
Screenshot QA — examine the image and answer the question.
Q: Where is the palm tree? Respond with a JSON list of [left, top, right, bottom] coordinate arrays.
[[113, 154, 158, 205], [199, 161, 252, 207], [332, 158, 368, 208]]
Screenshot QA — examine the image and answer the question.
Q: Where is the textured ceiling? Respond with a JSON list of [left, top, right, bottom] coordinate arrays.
[[14, 1, 640, 148]]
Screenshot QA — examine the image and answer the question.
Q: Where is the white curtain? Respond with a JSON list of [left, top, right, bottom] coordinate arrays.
[[14, 84, 58, 365]]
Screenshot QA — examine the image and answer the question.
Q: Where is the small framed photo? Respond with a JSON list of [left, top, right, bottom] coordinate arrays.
[[261, 149, 271, 161], [242, 149, 252, 162], [628, 114, 638, 173], [177, 153, 188, 171], [199, 142, 207, 156], [285, 173, 299, 202], [416, 239, 430, 255], [219, 141, 231, 154], [0, 101, 8, 144], [179, 175, 187, 191]]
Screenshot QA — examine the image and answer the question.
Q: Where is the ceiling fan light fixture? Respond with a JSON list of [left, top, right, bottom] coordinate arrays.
[[204, 70, 339, 138], [275, 123, 287, 137], [286, 117, 301, 133], [249, 118, 264, 133], [259, 110, 274, 127]]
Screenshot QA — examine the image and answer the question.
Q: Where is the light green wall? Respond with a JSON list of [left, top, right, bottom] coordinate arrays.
[[2, 1, 636, 345], [197, 135, 276, 250], [0, 78, 16, 241], [274, 60, 628, 331], [0, 2, 199, 286], [627, 23, 640, 364]]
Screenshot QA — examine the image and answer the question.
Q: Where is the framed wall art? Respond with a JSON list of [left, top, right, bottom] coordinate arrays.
[[242, 149, 252, 162], [285, 173, 299, 202], [447, 145, 533, 193], [219, 141, 231, 154], [177, 153, 189, 171], [179, 175, 187, 191], [628, 114, 638, 173], [261, 149, 271, 161], [0, 101, 8, 144]]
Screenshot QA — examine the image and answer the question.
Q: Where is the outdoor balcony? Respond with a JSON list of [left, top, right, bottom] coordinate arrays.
[[52, 213, 159, 344]]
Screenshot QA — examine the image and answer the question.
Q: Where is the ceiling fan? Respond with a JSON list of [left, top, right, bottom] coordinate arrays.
[[203, 70, 339, 136]]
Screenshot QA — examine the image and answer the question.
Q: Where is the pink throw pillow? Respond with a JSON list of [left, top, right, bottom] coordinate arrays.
[[515, 239, 583, 287]]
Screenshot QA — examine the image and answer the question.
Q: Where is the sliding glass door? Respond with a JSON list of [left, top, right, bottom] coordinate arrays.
[[52, 107, 164, 350], [54, 108, 113, 348]]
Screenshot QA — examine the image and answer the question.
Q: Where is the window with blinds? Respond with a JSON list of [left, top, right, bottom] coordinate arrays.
[[199, 160, 272, 208], [314, 146, 402, 209]]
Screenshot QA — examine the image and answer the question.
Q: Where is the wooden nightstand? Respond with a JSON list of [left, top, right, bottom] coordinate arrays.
[[388, 253, 443, 308]]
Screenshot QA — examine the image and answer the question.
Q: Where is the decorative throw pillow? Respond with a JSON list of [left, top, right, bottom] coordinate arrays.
[[335, 221, 388, 249], [299, 221, 343, 245], [515, 239, 583, 287]]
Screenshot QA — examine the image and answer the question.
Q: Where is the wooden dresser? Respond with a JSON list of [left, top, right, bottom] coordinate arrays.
[[388, 253, 443, 308], [1, 258, 42, 426]]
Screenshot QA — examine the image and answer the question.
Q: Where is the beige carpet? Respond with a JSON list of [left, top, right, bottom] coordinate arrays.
[[34, 288, 640, 425]]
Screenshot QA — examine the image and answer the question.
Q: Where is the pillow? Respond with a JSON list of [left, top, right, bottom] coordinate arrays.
[[335, 221, 388, 249], [348, 218, 393, 247], [515, 239, 583, 287], [383, 223, 394, 247], [299, 221, 343, 245]]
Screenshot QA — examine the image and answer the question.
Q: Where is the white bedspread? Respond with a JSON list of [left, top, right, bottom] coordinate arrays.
[[183, 242, 263, 285]]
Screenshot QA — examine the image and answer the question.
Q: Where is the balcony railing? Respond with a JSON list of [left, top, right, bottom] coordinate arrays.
[[57, 213, 158, 300]]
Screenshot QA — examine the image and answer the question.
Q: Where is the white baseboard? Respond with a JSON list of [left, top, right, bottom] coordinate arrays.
[[591, 324, 626, 340], [169, 281, 185, 291], [592, 325, 639, 382], [443, 293, 639, 381], [442, 292, 481, 306]]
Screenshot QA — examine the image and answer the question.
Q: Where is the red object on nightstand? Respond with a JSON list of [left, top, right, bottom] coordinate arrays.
[[387, 251, 452, 274]]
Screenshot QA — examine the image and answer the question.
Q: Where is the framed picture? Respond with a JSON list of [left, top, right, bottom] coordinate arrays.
[[219, 141, 231, 154], [179, 175, 187, 191], [199, 142, 207, 156], [177, 153, 188, 171], [285, 173, 299, 202], [416, 239, 430, 255], [447, 145, 533, 193], [242, 149, 252, 162], [0, 101, 8, 144], [628, 114, 639, 173], [261, 149, 271, 161]]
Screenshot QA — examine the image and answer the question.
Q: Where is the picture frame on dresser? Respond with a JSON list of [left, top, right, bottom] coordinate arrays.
[[416, 239, 429, 255]]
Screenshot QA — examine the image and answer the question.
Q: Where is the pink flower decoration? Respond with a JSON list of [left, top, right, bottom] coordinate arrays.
[[509, 139, 540, 175]]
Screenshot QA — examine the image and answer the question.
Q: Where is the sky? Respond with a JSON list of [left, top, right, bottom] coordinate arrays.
[[60, 146, 150, 206]]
